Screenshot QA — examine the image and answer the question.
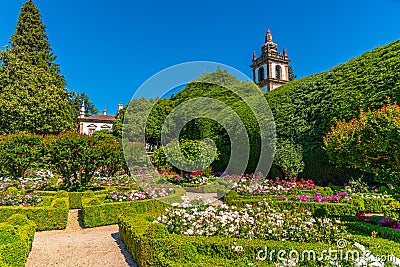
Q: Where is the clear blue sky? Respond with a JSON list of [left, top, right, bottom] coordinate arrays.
[[1, 0, 399, 114]]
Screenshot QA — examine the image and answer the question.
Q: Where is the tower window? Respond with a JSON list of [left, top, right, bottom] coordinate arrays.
[[258, 67, 265, 82], [275, 65, 282, 80]]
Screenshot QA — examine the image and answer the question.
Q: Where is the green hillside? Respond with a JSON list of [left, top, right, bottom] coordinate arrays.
[[267, 40, 400, 183]]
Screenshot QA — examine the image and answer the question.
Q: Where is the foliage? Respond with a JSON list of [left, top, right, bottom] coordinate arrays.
[[0, 187, 42, 207], [273, 139, 305, 179], [288, 65, 297, 81], [0, 214, 36, 267], [323, 102, 400, 191], [68, 90, 98, 117], [233, 175, 316, 195], [44, 132, 126, 190], [346, 221, 400, 242], [155, 199, 347, 243], [120, 212, 400, 267], [152, 139, 219, 174], [0, 0, 75, 134], [170, 69, 268, 174], [0, 193, 69, 230], [0, 133, 44, 178], [81, 187, 185, 227], [266, 40, 400, 184]]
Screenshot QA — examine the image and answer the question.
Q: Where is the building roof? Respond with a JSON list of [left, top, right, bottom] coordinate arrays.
[[77, 114, 116, 123]]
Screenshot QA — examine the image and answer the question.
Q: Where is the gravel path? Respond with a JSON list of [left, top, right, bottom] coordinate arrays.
[[25, 210, 138, 267], [185, 192, 223, 206]]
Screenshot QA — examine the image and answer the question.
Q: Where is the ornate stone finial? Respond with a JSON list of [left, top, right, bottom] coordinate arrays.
[[253, 51, 257, 61], [79, 101, 86, 118], [283, 46, 287, 57], [266, 28, 273, 43], [103, 107, 107, 115], [118, 102, 123, 112]]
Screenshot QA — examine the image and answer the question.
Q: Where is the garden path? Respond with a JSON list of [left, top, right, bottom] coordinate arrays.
[[185, 192, 223, 206], [25, 209, 138, 267]]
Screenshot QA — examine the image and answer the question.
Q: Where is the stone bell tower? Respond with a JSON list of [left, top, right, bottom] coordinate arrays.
[[250, 28, 290, 92]]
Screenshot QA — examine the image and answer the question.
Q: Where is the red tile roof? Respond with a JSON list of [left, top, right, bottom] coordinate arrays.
[[77, 114, 116, 123]]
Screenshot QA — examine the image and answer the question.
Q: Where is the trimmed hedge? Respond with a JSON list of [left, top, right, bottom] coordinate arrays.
[[346, 221, 400, 243], [0, 192, 69, 230], [119, 213, 400, 267], [82, 187, 185, 227], [68, 190, 109, 209], [224, 191, 398, 217], [0, 214, 36, 267]]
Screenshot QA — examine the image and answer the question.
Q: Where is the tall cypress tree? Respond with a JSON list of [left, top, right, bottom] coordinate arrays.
[[0, 0, 75, 134]]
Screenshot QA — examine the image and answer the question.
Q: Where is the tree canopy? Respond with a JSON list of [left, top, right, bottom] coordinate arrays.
[[0, 0, 75, 134]]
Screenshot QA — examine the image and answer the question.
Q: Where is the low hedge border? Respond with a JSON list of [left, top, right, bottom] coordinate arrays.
[[224, 191, 399, 217], [0, 214, 36, 267], [119, 213, 400, 267], [82, 187, 185, 227], [0, 191, 69, 231], [346, 221, 400, 243]]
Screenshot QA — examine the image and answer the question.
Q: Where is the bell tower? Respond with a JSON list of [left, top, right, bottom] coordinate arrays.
[[250, 28, 290, 92]]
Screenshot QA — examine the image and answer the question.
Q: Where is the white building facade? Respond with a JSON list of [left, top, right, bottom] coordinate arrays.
[[77, 102, 123, 135]]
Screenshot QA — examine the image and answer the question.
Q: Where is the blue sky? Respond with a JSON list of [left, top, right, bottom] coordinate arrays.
[[0, 0, 399, 114]]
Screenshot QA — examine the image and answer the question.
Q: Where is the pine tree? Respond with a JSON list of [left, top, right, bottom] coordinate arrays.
[[0, 0, 75, 134]]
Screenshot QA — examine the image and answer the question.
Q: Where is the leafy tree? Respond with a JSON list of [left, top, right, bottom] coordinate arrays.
[[112, 106, 125, 140], [0, 133, 43, 178], [152, 139, 219, 175], [44, 132, 126, 190], [69, 91, 98, 118], [323, 102, 400, 190], [288, 65, 297, 81], [273, 139, 304, 179], [0, 0, 75, 134]]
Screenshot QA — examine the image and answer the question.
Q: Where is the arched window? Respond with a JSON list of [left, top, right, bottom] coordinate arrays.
[[275, 65, 282, 80], [258, 67, 264, 82]]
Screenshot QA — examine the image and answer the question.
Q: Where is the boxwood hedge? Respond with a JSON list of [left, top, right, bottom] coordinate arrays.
[[0, 214, 36, 267], [119, 213, 400, 267], [82, 187, 185, 227], [0, 191, 69, 230]]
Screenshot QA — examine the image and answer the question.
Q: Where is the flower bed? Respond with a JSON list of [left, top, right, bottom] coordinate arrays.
[[155, 198, 346, 243], [81, 186, 185, 227], [0, 171, 52, 191], [233, 176, 317, 196], [106, 186, 174, 203], [356, 211, 400, 230], [0, 191, 69, 231], [119, 212, 400, 267], [0, 214, 36, 267], [0, 188, 42, 207]]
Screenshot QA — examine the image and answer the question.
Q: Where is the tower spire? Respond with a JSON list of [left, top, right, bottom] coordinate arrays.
[[79, 101, 86, 118], [253, 51, 257, 61], [265, 28, 273, 43]]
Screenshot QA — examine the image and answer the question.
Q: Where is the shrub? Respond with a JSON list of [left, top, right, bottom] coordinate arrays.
[[119, 213, 400, 267], [44, 132, 126, 190], [324, 102, 400, 192], [272, 139, 305, 179], [0, 194, 68, 230], [82, 187, 185, 227], [152, 139, 218, 175], [0, 214, 36, 267], [0, 133, 43, 178]]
